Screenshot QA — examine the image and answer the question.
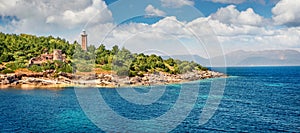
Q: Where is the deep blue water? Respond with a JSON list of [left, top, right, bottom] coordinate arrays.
[[0, 66, 299, 132]]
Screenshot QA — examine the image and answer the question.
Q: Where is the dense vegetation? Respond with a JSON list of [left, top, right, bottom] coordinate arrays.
[[0, 32, 207, 76], [0, 32, 76, 74]]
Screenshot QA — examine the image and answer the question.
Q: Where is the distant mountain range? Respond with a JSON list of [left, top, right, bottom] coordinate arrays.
[[162, 54, 210, 66], [162, 50, 300, 67]]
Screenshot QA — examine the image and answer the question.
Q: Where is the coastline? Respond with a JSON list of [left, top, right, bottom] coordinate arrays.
[[0, 70, 227, 90]]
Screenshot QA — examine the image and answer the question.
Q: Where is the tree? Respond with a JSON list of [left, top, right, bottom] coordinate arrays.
[[165, 58, 176, 66], [0, 52, 14, 62], [87, 45, 96, 53], [111, 45, 119, 55]]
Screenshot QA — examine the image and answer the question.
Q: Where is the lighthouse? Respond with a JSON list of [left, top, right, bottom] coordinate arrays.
[[81, 29, 87, 51]]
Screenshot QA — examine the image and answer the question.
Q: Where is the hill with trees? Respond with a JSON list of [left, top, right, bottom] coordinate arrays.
[[0, 32, 208, 77]]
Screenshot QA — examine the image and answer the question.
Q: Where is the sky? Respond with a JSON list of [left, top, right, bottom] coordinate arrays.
[[0, 0, 299, 58]]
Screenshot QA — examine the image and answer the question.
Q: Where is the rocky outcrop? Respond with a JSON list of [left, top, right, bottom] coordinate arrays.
[[112, 70, 226, 87], [0, 70, 227, 89], [0, 65, 5, 71], [0, 74, 18, 85]]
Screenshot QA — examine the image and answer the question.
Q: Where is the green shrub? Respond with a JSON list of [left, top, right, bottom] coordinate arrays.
[[28, 65, 43, 72], [116, 67, 129, 76], [41, 62, 55, 70], [57, 63, 73, 73], [101, 64, 112, 70], [182, 65, 193, 73], [0, 53, 15, 62], [76, 64, 92, 72], [129, 70, 137, 77], [5, 62, 26, 71], [1, 69, 15, 74], [200, 66, 208, 71]]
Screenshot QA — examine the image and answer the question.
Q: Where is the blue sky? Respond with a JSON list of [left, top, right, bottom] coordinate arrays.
[[0, 0, 299, 57], [103, 0, 277, 17], [101, 0, 278, 24], [195, 0, 278, 18]]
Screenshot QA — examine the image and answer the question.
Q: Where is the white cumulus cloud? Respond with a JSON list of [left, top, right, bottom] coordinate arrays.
[[0, 0, 18, 15], [161, 0, 194, 8], [272, 0, 300, 26], [46, 0, 112, 28], [211, 0, 246, 4], [0, 0, 113, 35], [211, 5, 265, 26], [145, 5, 166, 16]]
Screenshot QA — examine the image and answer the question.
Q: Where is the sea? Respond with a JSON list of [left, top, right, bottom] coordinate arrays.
[[0, 66, 299, 132]]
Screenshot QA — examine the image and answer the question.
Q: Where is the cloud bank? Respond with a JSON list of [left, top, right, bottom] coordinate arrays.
[[0, 0, 112, 34], [0, 0, 299, 57]]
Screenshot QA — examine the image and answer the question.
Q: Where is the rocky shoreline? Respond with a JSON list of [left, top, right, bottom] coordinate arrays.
[[0, 70, 226, 89]]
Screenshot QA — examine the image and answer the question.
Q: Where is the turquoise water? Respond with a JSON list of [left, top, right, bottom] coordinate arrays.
[[0, 66, 299, 132]]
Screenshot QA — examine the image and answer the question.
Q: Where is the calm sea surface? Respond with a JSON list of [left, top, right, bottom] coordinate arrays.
[[0, 66, 299, 132]]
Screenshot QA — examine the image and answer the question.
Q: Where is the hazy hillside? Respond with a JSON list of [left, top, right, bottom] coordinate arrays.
[[165, 50, 300, 67], [161, 55, 209, 66], [212, 50, 300, 66]]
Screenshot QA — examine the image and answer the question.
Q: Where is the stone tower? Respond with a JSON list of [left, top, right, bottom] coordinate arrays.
[[81, 29, 87, 51]]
